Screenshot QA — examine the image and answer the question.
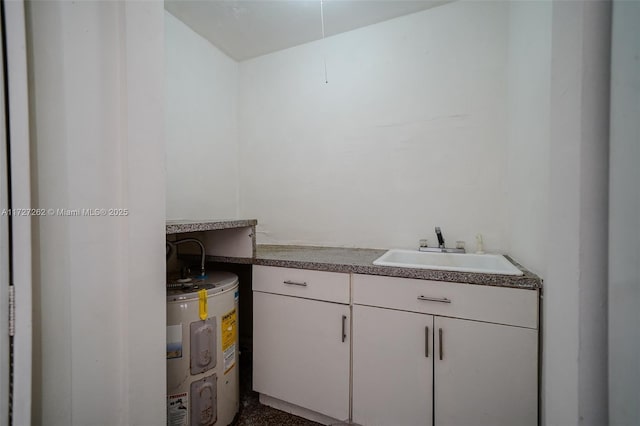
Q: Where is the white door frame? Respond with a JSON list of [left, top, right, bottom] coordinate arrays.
[[0, 4, 10, 423], [1, 1, 32, 424]]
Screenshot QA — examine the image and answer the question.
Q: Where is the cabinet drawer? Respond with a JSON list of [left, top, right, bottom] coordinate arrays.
[[352, 274, 538, 329], [253, 265, 350, 304]]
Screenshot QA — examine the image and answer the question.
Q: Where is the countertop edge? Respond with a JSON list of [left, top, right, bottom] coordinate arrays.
[[166, 219, 257, 234], [252, 258, 541, 290]]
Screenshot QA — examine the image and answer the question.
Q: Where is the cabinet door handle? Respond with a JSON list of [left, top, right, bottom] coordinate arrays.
[[283, 280, 307, 287], [341, 315, 347, 342], [417, 295, 451, 303], [439, 328, 444, 360], [425, 326, 429, 358]]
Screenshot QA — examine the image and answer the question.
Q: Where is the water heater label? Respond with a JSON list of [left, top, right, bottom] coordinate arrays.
[[167, 392, 189, 426], [166, 324, 182, 359], [221, 308, 237, 374]]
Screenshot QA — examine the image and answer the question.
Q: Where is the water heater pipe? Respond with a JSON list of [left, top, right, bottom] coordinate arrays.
[[166, 238, 206, 277]]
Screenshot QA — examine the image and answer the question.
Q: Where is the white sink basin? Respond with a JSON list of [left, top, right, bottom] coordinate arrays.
[[373, 249, 523, 276]]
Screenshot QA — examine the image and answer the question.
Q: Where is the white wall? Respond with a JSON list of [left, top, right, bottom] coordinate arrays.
[[506, 1, 551, 278], [165, 11, 239, 220], [239, 1, 509, 250], [609, 1, 640, 424], [544, 1, 611, 425], [27, 1, 166, 425]]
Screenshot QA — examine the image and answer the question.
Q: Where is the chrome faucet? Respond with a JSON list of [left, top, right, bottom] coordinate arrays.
[[418, 226, 465, 253], [435, 226, 445, 248]]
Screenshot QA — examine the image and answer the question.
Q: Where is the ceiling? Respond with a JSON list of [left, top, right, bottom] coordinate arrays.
[[165, 0, 451, 61]]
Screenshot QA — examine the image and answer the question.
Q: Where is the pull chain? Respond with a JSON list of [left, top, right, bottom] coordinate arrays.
[[320, 0, 328, 83]]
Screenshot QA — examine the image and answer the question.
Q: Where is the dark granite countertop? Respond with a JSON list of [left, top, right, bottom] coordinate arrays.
[[166, 219, 257, 235], [251, 245, 541, 290], [170, 221, 542, 290]]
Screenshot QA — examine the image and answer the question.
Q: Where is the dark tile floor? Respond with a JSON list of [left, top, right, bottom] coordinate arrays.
[[231, 351, 322, 426]]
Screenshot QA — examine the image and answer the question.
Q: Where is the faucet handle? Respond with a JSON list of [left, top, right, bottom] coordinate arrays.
[[435, 227, 445, 248], [419, 239, 428, 248]]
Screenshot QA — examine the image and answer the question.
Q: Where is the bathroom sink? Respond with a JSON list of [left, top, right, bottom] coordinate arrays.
[[373, 249, 523, 276]]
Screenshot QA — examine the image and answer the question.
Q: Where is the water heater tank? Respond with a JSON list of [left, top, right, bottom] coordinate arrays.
[[167, 271, 239, 426]]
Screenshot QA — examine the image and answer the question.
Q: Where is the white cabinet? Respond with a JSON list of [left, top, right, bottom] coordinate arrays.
[[434, 316, 537, 426], [352, 274, 538, 329], [352, 274, 538, 426], [252, 266, 350, 423], [252, 264, 349, 304], [352, 305, 434, 426], [253, 266, 539, 426]]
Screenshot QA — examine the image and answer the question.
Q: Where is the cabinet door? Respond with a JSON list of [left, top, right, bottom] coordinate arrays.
[[253, 291, 350, 420], [434, 317, 538, 426], [353, 305, 433, 426]]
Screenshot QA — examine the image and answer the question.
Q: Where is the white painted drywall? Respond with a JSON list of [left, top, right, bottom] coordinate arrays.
[[544, 1, 611, 425], [26, 1, 166, 424], [165, 11, 239, 220], [238, 1, 509, 250], [609, 1, 640, 424], [505, 1, 551, 278], [123, 2, 167, 424], [165, 0, 449, 61]]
